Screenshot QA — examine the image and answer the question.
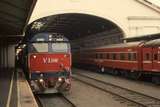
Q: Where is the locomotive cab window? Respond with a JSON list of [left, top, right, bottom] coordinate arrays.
[[29, 43, 48, 52], [52, 43, 70, 52]]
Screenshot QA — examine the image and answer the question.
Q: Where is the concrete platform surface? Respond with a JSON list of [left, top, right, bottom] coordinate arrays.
[[0, 68, 38, 107], [0, 68, 13, 107], [17, 69, 38, 107]]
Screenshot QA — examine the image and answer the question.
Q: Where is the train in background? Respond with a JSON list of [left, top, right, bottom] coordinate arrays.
[[73, 39, 160, 84], [16, 33, 72, 93]]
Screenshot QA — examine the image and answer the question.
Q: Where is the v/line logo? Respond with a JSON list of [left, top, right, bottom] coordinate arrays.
[[43, 58, 58, 64]]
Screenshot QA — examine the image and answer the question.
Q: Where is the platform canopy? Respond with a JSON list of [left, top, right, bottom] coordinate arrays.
[[0, 0, 37, 36]]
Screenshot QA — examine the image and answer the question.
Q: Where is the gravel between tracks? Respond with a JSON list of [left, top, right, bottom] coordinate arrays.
[[72, 68, 160, 100], [38, 93, 75, 107], [64, 79, 135, 107]]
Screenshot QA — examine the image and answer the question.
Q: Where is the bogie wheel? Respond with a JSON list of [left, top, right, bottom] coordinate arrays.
[[124, 71, 130, 78], [152, 76, 160, 85], [111, 69, 119, 75], [129, 71, 141, 80], [101, 67, 105, 73]]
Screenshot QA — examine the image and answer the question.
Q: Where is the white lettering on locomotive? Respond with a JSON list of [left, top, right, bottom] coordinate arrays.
[[43, 58, 58, 64]]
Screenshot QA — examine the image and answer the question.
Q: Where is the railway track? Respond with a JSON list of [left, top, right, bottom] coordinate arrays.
[[73, 72, 160, 107], [36, 93, 76, 107]]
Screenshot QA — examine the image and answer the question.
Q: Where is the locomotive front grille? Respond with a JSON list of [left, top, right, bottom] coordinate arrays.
[[30, 71, 70, 80]]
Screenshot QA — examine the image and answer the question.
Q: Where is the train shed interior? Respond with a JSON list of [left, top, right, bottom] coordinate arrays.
[[0, 5, 125, 106], [1, 1, 160, 107], [0, 2, 127, 93], [24, 13, 124, 51], [1, 0, 160, 81]]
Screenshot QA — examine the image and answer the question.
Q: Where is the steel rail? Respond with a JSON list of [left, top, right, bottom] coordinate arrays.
[[35, 93, 76, 107], [73, 72, 160, 107]]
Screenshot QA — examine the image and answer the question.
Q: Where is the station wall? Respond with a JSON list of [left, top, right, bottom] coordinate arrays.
[[0, 38, 15, 69]]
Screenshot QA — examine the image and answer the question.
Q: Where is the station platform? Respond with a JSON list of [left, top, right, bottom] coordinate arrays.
[[0, 68, 38, 107]]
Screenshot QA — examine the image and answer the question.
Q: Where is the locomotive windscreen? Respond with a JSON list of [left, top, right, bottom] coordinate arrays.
[[51, 43, 69, 52], [31, 43, 48, 52], [28, 33, 70, 53], [29, 42, 70, 53]]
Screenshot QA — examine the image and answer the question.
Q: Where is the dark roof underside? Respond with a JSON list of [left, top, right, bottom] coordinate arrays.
[[25, 13, 122, 42], [0, 0, 37, 36], [124, 33, 160, 42]]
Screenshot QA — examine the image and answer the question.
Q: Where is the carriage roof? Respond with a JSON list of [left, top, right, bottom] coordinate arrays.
[[143, 39, 160, 47], [81, 41, 144, 51]]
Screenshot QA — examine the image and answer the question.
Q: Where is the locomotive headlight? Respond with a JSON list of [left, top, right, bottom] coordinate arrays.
[[33, 55, 36, 59], [64, 54, 69, 58], [58, 77, 62, 82], [39, 79, 44, 83]]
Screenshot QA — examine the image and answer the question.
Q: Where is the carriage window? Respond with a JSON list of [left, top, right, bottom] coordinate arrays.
[[120, 53, 125, 60], [113, 53, 116, 60], [110, 53, 113, 60], [31, 43, 48, 52], [94, 53, 96, 58], [52, 43, 69, 52], [154, 54, 158, 60], [100, 53, 103, 59], [128, 53, 131, 60], [106, 53, 109, 59], [145, 53, 150, 60], [132, 53, 137, 61], [96, 53, 98, 59]]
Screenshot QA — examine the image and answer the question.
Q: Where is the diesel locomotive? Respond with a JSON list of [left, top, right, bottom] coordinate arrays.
[[17, 33, 72, 93]]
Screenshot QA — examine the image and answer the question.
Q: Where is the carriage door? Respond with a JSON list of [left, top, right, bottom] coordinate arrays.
[[152, 47, 159, 71], [142, 47, 153, 71]]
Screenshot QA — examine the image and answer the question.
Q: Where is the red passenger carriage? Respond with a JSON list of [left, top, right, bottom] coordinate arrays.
[[73, 39, 160, 83]]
